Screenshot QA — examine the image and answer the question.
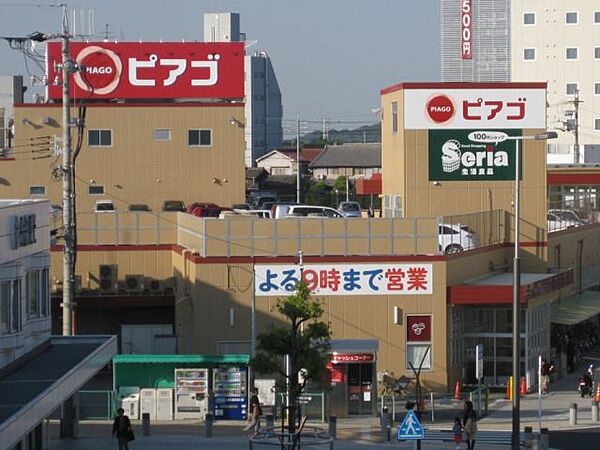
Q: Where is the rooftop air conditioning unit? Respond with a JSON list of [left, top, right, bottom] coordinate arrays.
[[147, 278, 162, 293], [125, 275, 145, 292], [99, 264, 117, 293]]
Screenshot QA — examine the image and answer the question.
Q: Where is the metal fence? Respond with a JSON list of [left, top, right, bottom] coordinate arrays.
[[79, 390, 115, 420]]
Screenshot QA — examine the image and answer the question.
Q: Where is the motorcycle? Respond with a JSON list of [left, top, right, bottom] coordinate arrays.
[[579, 377, 592, 398]]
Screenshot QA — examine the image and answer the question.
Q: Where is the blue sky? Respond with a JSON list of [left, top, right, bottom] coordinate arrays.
[[0, 0, 439, 129]]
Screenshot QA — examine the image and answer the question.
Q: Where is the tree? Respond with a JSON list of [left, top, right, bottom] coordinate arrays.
[[305, 181, 331, 206], [251, 282, 331, 434]]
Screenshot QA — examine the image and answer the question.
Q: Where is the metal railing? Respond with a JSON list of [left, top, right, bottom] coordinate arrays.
[[276, 393, 325, 423], [52, 210, 509, 257]]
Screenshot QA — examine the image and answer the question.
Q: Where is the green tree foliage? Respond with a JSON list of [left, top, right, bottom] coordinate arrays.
[[305, 181, 331, 206], [251, 282, 331, 433]]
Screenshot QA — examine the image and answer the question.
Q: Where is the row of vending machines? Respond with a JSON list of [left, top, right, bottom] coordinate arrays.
[[117, 366, 247, 421]]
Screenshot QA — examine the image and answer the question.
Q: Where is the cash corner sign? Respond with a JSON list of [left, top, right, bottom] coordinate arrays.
[[429, 129, 522, 181]]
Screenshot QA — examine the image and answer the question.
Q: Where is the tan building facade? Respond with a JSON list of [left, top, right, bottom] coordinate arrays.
[[3, 103, 246, 212]]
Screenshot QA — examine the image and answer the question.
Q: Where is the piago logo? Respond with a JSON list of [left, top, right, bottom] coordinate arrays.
[[426, 94, 455, 125], [441, 139, 509, 173], [74, 46, 122, 95]]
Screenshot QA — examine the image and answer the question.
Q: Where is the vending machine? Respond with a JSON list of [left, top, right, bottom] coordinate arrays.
[[174, 368, 208, 420], [213, 366, 247, 420]]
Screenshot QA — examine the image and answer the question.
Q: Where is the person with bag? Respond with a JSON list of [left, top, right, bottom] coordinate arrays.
[[462, 400, 478, 450], [243, 387, 262, 433], [112, 408, 134, 450]]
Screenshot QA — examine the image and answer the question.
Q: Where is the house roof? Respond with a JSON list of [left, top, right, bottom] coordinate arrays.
[[256, 147, 323, 164], [309, 143, 381, 169]]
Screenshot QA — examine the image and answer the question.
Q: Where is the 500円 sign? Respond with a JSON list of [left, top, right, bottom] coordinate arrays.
[[429, 129, 522, 181]]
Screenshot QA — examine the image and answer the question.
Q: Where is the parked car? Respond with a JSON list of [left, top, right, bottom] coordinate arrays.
[[162, 200, 186, 212], [220, 209, 273, 219], [94, 200, 116, 213], [271, 202, 301, 219], [548, 209, 588, 225], [438, 223, 479, 254], [128, 203, 151, 212], [188, 202, 230, 218], [338, 201, 362, 218], [547, 212, 578, 232], [254, 196, 278, 209], [285, 205, 343, 218]]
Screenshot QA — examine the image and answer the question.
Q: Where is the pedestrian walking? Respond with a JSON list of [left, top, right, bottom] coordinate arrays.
[[462, 400, 478, 450], [541, 359, 553, 394], [452, 416, 463, 450], [112, 408, 134, 450], [243, 387, 262, 433]]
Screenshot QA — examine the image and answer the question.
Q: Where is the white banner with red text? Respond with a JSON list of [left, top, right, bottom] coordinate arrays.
[[254, 263, 433, 296]]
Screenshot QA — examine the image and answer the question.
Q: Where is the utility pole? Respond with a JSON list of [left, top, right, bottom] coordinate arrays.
[[60, 4, 75, 336], [296, 115, 300, 203], [322, 113, 328, 142], [573, 89, 581, 164]]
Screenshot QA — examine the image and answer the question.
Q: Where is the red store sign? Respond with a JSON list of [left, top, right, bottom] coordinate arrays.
[[406, 315, 431, 342], [461, 0, 473, 60], [46, 42, 244, 100], [331, 353, 375, 364]]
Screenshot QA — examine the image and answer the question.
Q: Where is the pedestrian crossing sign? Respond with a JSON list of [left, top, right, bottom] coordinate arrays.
[[397, 410, 424, 440]]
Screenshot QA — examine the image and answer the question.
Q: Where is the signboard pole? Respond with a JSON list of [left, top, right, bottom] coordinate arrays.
[[476, 344, 484, 416], [538, 355, 542, 431]]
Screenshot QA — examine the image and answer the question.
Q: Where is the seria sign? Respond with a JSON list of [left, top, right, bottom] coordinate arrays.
[[429, 129, 522, 181]]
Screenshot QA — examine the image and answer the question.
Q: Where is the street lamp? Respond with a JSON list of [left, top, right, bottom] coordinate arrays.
[[507, 131, 557, 450]]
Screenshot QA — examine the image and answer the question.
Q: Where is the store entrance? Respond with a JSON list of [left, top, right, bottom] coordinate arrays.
[[347, 363, 373, 415]]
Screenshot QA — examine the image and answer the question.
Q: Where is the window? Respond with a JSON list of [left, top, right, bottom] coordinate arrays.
[[566, 83, 579, 96], [566, 48, 579, 60], [29, 186, 46, 196], [88, 129, 112, 147], [523, 48, 536, 61], [595, 118, 600, 131], [391, 101, 398, 133], [88, 185, 105, 195], [153, 128, 171, 141], [523, 12, 535, 25], [595, 11, 600, 24], [0, 280, 20, 334], [187, 129, 212, 147], [566, 11, 578, 24], [595, 48, 600, 59], [595, 83, 600, 96], [25, 270, 48, 320]]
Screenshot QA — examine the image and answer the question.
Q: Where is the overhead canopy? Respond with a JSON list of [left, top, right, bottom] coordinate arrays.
[[113, 354, 250, 390], [551, 290, 600, 326]]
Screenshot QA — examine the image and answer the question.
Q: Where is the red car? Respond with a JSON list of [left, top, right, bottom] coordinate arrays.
[[187, 202, 230, 218]]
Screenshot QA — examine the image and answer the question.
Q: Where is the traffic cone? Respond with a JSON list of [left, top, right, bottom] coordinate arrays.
[[520, 376, 527, 395], [595, 383, 600, 403], [454, 381, 461, 400]]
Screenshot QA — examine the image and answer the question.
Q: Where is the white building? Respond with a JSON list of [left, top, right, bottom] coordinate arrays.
[[0, 199, 116, 450], [0, 76, 23, 151], [203, 12, 283, 167], [511, 2, 600, 163], [440, 0, 600, 163]]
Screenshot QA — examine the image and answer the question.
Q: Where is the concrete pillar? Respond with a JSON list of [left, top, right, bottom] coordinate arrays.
[[569, 403, 577, 425], [540, 428, 550, 450], [328, 415, 337, 440], [142, 412, 150, 436], [592, 401, 599, 422], [205, 412, 214, 437], [523, 426, 533, 448], [59, 393, 79, 439], [266, 413, 274, 429]]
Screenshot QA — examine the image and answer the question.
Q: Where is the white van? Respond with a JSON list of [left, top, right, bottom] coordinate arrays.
[[285, 205, 343, 218]]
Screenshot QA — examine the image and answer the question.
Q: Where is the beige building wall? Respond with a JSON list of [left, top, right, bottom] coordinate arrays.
[[6, 104, 245, 212], [511, 2, 600, 160], [381, 87, 549, 262]]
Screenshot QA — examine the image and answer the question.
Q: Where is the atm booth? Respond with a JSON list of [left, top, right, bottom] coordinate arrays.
[[326, 339, 378, 417]]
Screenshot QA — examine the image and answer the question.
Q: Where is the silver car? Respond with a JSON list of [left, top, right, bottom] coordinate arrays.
[[338, 201, 362, 218]]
